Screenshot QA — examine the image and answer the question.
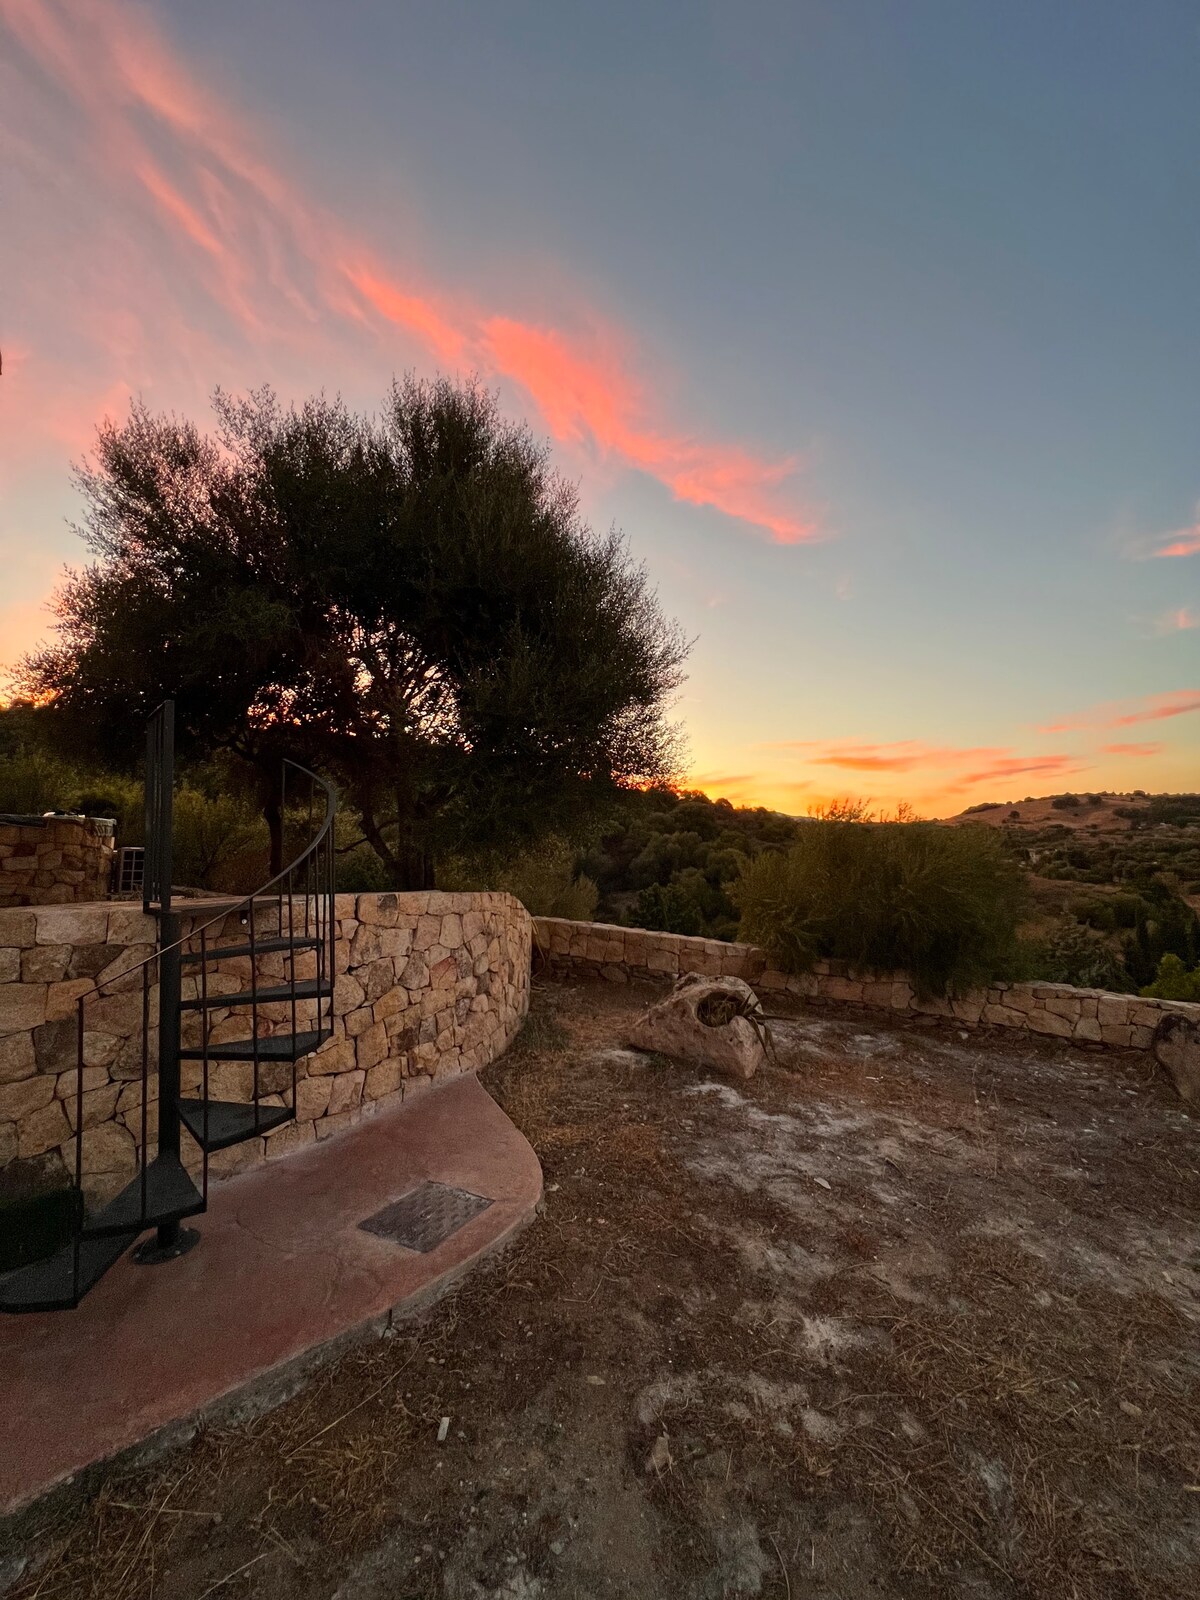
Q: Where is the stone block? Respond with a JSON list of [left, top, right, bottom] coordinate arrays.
[[364, 1057, 403, 1100], [34, 905, 109, 945], [344, 1006, 373, 1038], [862, 981, 896, 1009], [106, 906, 157, 945], [65, 1083, 121, 1132], [349, 923, 384, 969], [207, 1140, 262, 1180], [0, 1073, 56, 1122], [265, 1121, 316, 1160], [78, 1120, 135, 1174], [94, 948, 155, 991], [24, 944, 77, 984], [376, 926, 413, 961], [1074, 1017, 1104, 1043], [54, 1065, 109, 1100], [951, 997, 985, 1025], [372, 985, 406, 1023], [0, 983, 48, 1035], [359, 957, 395, 1005], [0, 1030, 36, 1084], [291, 1074, 330, 1123], [1097, 997, 1129, 1028], [356, 1020, 388, 1071], [333, 972, 366, 1017], [315, 1109, 358, 1141], [1100, 1023, 1133, 1049], [46, 978, 96, 1022], [18, 1098, 71, 1158], [0, 910, 37, 947], [399, 954, 429, 990], [356, 892, 399, 927], [982, 1003, 1026, 1027], [306, 1039, 356, 1076], [1027, 1008, 1074, 1039]]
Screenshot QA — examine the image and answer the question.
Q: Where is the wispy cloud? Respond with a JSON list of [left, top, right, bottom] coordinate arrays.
[[1100, 742, 1164, 757], [1153, 606, 1199, 635], [765, 740, 1089, 794], [0, 0, 819, 549], [1040, 689, 1200, 734], [1125, 509, 1200, 561]]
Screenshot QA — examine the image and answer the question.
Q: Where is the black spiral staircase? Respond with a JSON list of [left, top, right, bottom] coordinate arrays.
[[0, 702, 336, 1313]]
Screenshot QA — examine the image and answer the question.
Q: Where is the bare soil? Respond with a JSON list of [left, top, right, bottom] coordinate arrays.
[[3, 976, 1199, 1600]]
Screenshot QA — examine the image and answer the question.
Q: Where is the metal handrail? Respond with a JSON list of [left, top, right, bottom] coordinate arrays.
[[73, 760, 337, 1008]]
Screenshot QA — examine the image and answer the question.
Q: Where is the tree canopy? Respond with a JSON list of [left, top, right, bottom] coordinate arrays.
[[19, 377, 689, 885]]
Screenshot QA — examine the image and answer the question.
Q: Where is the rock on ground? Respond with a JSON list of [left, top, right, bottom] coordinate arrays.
[[628, 973, 769, 1080], [1154, 1012, 1200, 1103]]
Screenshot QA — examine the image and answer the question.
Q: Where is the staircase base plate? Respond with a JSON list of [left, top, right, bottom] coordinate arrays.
[[133, 1226, 201, 1266]]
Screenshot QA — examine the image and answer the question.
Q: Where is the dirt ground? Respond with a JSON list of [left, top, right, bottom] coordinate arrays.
[[3, 975, 1199, 1600]]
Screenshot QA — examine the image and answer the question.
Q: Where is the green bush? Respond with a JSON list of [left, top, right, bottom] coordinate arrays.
[[444, 836, 599, 920], [733, 821, 1027, 997], [1140, 954, 1200, 1002], [1024, 924, 1134, 993], [629, 882, 703, 937]]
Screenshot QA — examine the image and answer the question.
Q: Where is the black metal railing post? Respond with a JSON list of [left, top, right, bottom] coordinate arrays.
[[140, 700, 191, 1262]]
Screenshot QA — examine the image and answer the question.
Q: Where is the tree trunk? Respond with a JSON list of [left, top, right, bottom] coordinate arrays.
[[262, 775, 284, 879]]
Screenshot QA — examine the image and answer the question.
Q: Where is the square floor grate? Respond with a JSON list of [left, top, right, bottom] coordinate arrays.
[[359, 1181, 493, 1253]]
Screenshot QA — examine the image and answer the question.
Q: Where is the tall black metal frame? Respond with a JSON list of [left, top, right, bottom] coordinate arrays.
[[0, 701, 337, 1313]]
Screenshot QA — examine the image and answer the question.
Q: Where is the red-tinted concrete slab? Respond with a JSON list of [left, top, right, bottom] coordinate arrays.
[[0, 1076, 541, 1517]]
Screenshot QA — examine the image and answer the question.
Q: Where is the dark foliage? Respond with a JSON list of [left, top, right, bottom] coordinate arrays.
[[17, 379, 688, 886], [733, 820, 1029, 997]]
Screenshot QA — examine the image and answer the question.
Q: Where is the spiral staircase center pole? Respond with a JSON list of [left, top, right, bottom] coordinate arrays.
[[134, 703, 197, 1265]]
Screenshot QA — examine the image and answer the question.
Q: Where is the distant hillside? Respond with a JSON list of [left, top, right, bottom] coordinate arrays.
[[941, 791, 1200, 833]]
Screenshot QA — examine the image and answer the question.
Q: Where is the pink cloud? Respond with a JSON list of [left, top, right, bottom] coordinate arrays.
[[1151, 524, 1200, 559], [1041, 689, 1200, 734], [1101, 742, 1164, 757], [1153, 606, 1199, 634], [0, 0, 819, 552]]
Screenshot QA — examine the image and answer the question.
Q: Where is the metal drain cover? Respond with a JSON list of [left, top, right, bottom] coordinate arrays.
[[359, 1182, 493, 1253]]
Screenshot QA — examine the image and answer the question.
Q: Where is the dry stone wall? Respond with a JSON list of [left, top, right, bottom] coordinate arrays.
[[0, 816, 115, 908], [0, 891, 531, 1198], [533, 918, 1200, 1053]]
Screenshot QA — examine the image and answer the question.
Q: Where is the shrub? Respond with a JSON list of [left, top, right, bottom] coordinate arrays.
[[733, 821, 1027, 997], [1140, 953, 1200, 1002], [1024, 924, 1134, 993], [629, 882, 703, 937], [445, 836, 599, 920], [170, 788, 268, 891]]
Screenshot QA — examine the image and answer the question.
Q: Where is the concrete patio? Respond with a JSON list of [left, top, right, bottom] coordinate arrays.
[[0, 1074, 542, 1517]]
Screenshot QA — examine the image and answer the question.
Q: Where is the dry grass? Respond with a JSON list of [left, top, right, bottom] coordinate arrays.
[[4, 976, 1199, 1600]]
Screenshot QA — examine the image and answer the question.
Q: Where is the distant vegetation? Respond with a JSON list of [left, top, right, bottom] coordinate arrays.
[[734, 819, 1027, 998]]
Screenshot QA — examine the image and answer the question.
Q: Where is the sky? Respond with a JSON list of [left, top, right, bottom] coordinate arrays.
[[1, 0, 1197, 817]]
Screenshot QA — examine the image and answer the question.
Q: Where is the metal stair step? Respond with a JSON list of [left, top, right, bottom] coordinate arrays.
[[178, 1027, 331, 1062], [0, 1228, 140, 1314], [81, 1154, 204, 1240], [181, 935, 321, 964], [177, 1098, 294, 1152], [180, 979, 324, 1012]]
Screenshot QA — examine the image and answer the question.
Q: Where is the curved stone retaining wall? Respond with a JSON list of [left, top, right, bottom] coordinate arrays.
[[533, 918, 1200, 1052], [0, 815, 115, 908], [0, 892, 531, 1197]]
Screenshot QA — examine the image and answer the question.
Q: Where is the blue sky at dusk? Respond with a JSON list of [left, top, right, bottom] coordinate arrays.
[[1, 0, 1196, 812]]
